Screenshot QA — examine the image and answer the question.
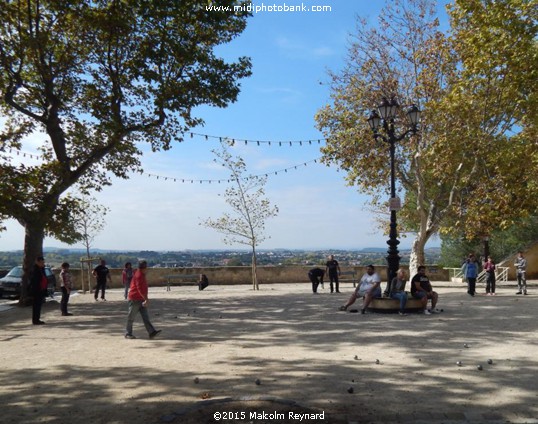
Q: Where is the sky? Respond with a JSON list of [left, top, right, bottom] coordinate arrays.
[[0, 0, 449, 252]]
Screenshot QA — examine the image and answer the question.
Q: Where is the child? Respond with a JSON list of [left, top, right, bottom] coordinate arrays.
[[60, 262, 73, 316]]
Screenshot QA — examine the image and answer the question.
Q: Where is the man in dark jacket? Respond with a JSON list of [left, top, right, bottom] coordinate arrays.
[[30, 256, 48, 325], [308, 268, 324, 294]]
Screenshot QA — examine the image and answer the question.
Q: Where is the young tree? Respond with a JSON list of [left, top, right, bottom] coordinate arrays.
[[64, 195, 109, 293], [70, 196, 109, 259], [201, 141, 279, 290], [0, 1, 251, 304]]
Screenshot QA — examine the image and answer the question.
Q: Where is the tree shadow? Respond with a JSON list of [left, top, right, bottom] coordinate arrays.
[[0, 286, 537, 423]]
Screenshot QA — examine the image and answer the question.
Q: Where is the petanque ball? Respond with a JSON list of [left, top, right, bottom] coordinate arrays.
[[375, 359, 380, 364], [347, 387, 354, 394], [477, 365, 483, 371], [487, 359, 493, 365], [456, 361, 462, 366], [354, 355, 358, 360], [255, 379, 261, 385], [194, 377, 199, 384], [464, 344, 469, 348]]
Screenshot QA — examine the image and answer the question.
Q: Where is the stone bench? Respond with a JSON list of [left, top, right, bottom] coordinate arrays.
[[165, 274, 200, 291], [339, 271, 357, 287], [367, 296, 424, 313]]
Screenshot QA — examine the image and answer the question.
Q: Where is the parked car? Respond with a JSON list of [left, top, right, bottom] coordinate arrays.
[[0, 266, 57, 298]]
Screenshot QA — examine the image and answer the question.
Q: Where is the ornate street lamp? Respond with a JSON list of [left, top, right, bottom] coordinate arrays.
[[367, 98, 421, 293]]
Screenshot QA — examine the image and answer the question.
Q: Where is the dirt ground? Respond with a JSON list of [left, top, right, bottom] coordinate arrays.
[[0, 281, 537, 424]]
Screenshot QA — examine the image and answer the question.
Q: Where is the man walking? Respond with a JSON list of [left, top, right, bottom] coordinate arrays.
[[125, 261, 161, 340]]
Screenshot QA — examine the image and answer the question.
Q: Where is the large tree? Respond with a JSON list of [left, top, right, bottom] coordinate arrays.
[[0, 0, 251, 304], [316, 0, 537, 276], [201, 141, 279, 290], [316, 0, 457, 276], [438, 0, 538, 239]]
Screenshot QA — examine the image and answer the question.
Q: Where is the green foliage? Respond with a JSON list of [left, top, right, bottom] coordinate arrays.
[[440, 217, 538, 267], [315, 0, 458, 270], [315, 0, 538, 272], [0, 0, 251, 302]]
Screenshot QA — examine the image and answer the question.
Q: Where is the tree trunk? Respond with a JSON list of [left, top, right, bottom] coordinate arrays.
[[409, 210, 437, 278], [19, 221, 46, 306], [409, 236, 427, 279], [251, 245, 259, 290]]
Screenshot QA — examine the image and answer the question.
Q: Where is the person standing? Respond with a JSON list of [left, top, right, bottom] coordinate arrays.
[[483, 256, 496, 296], [514, 251, 528, 295], [92, 259, 111, 301], [308, 268, 324, 294], [325, 255, 341, 293], [410, 266, 439, 315], [125, 261, 161, 340], [122, 262, 133, 300], [30, 256, 48, 325], [462, 254, 479, 297], [59, 262, 73, 316], [389, 268, 408, 315]]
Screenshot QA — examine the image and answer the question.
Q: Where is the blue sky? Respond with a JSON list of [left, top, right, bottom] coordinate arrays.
[[0, 1, 449, 252]]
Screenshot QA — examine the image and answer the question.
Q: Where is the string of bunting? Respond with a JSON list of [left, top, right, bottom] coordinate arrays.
[[189, 132, 326, 146], [2, 148, 42, 161], [3, 141, 326, 185], [2, 148, 323, 184], [144, 157, 323, 184]]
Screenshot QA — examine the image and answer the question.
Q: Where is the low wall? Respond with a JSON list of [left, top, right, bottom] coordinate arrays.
[[65, 265, 450, 290]]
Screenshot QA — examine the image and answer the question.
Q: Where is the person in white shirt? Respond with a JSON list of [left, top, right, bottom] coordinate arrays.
[[339, 264, 382, 314]]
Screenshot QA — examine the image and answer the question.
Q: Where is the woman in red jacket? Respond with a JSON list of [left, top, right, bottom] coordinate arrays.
[[125, 261, 161, 339]]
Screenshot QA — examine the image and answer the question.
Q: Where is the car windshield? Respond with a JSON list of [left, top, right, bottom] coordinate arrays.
[[6, 267, 23, 278]]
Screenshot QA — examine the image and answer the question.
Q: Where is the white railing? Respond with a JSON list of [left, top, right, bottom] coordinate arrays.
[[496, 267, 509, 283], [447, 267, 509, 284], [447, 268, 464, 283]]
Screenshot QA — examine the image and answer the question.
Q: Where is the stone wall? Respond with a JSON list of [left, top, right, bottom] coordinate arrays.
[[66, 265, 450, 290]]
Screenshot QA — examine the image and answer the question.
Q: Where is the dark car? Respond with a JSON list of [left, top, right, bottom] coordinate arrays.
[[0, 266, 57, 298]]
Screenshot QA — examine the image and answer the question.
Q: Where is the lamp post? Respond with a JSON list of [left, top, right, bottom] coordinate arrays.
[[367, 98, 420, 292]]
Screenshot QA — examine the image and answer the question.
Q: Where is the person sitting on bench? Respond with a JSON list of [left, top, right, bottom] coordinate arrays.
[[410, 266, 438, 315], [389, 268, 408, 316], [339, 264, 381, 314]]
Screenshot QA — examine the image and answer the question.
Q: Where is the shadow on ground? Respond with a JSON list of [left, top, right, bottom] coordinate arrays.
[[0, 286, 537, 423]]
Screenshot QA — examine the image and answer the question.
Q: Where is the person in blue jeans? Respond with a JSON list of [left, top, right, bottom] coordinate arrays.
[[462, 253, 479, 296], [389, 268, 408, 315], [411, 266, 439, 315]]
